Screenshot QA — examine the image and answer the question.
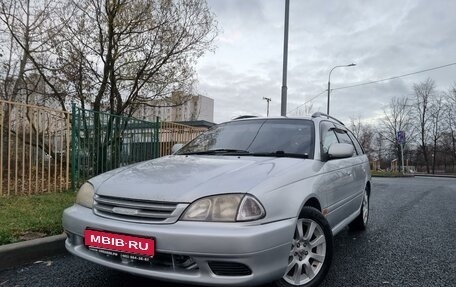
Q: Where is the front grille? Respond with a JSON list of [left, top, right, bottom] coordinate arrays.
[[208, 261, 252, 276], [93, 194, 187, 224]]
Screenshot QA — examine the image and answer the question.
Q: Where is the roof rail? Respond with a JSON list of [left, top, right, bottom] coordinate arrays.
[[233, 115, 258, 120], [311, 112, 345, 126]]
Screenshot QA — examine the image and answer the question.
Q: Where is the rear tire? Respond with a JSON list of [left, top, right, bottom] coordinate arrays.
[[349, 188, 369, 230], [274, 207, 333, 287]]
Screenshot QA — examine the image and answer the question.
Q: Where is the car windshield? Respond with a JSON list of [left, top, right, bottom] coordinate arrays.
[[177, 119, 314, 158]]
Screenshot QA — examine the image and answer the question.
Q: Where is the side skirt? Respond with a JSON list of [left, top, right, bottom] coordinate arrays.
[[331, 209, 360, 236]]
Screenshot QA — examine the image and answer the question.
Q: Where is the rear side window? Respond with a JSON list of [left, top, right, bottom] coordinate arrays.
[[347, 131, 364, 155]]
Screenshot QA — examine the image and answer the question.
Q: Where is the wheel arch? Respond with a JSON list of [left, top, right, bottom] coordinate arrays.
[[299, 197, 322, 218]]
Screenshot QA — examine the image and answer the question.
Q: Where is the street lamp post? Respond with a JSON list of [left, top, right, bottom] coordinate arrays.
[[281, 0, 290, 116], [263, 97, 271, 117], [327, 63, 356, 115]]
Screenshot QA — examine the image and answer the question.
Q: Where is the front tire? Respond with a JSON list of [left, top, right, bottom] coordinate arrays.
[[274, 207, 333, 287]]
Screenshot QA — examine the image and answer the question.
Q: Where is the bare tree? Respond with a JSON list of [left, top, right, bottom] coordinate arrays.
[[349, 116, 374, 156], [0, 0, 65, 164], [429, 95, 445, 173], [0, 0, 66, 109], [1, 0, 218, 173], [0, 0, 31, 102], [1, 0, 217, 115], [44, 0, 217, 172], [378, 96, 415, 171], [413, 78, 436, 173], [444, 84, 456, 171], [48, 0, 218, 116]]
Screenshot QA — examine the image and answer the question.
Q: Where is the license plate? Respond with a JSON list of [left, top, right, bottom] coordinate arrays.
[[84, 229, 155, 258]]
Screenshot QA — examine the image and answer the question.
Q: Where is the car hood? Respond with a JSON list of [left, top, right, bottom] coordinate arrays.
[[91, 155, 313, 203]]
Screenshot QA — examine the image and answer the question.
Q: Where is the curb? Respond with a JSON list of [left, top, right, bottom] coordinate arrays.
[[0, 234, 67, 271], [414, 174, 456, 179], [372, 175, 415, 178], [372, 174, 456, 179]]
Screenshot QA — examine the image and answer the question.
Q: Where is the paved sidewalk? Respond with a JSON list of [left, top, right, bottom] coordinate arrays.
[[0, 234, 67, 270]]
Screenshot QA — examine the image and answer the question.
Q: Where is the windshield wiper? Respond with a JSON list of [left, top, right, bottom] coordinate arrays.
[[180, 149, 251, 155], [249, 151, 309, 159], [180, 149, 308, 158]]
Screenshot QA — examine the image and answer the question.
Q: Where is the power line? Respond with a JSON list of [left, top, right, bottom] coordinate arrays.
[[288, 90, 326, 114], [290, 61, 456, 112], [332, 62, 456, 91]]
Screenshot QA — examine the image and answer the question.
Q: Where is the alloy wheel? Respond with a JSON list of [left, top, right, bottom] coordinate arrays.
[[283, 218, 327, 286]]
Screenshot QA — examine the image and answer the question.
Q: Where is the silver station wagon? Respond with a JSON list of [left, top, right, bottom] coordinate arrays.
[[63, 112, 371, 287]]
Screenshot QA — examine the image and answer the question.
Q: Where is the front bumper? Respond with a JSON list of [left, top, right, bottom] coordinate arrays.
[[63, 204, 295, 286]]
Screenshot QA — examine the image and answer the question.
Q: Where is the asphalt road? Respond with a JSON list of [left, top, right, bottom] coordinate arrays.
[[1, 177, 455, 287]]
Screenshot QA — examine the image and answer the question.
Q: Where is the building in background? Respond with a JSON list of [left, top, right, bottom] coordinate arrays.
[[136, 92, 214, 123]]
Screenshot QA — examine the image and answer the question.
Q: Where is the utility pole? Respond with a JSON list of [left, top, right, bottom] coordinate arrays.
[[263, 97, 271, 117], [281, 0, 290, 116]]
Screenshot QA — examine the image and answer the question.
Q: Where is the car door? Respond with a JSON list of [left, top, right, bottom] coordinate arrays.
[[319, 121, 357, 228], [332, 127, 365, 213]]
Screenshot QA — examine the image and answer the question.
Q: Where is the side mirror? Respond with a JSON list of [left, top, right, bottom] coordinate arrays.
[[171, 143, 184, 154], [328, 143, 354, 159]]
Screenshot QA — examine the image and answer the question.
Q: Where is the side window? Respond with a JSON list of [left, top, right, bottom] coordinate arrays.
[[320, 121, 338, 155], [347, 131, 364, 155], [334, 129, 357, 156]]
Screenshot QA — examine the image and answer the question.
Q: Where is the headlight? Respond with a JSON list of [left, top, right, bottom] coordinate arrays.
[[181, 194, 265, 222], [75, 182, 94, 208]]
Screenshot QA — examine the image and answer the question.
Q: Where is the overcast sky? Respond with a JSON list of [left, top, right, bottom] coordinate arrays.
[[195, 0, 456, 124]]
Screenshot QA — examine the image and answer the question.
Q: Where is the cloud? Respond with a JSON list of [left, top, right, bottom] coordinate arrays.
[[197, 0, 456, 124], [197, 62, 282, 122]]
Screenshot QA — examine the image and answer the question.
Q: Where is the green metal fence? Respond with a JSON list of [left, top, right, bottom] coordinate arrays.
[[71, 105, 160, 191]]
